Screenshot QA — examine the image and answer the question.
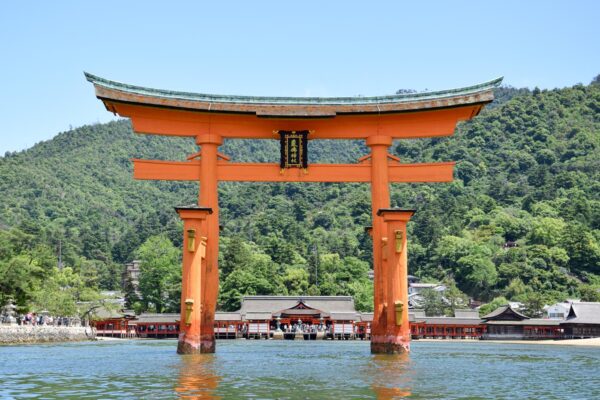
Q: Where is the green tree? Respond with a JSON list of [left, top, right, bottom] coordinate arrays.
[[32, 267, 100, 316], [0, 255, 44, 310], [221, 236, 252, 277], [457, 254, 498, 298], [528, 217, 566, 247], [579, 284, 600, 302], [281, 267, 310, 295], [348, 280, 373, 312], [421, 289, 447, 316], [479, 296, 508, 317], [520, 291, 547, 318], [505, 277, 527, 299], [562, 223, 600, 274], [219, 268, 275, 311], [443, 279, 469, 312], [136, 235, 181, 313]]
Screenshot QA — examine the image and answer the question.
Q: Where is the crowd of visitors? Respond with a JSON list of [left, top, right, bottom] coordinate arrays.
[[281, 322, 328, 334], [14, 313, 79, 326]]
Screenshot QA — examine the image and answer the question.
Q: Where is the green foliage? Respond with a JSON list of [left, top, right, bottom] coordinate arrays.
[[1, 79, 599, 314], [478, 297, 508, 317], [32, 267, 100, 316], [0, 228, 102, 315], [519, 291, 549, 318], [443, 279, 469, 311], [419, 281, 469, 317], [421, 289, 447, 317], [218, 238, 284, 311], [136, 235, 181, 313], [579, 284, 600, 302]]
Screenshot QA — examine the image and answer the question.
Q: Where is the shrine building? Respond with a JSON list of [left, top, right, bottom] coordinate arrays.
[[93, 295, 485, 340]]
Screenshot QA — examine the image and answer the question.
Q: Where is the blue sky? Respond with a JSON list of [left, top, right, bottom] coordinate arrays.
[[0, 1, 598, 154]]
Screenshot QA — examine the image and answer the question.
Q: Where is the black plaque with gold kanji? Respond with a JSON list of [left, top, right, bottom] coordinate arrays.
[[279, 130, 308, 169]]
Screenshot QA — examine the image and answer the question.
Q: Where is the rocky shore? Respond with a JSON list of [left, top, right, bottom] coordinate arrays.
[[0, 326, 95, 345]]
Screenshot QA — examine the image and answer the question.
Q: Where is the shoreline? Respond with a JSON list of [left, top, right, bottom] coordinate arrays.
[[416, 337, 600, 347], [5, 333, 600, 347], [0, 326, 95, 345], [84, 337, 600, 347]]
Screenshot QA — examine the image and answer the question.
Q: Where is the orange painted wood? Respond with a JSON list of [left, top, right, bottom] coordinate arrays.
[[198, 142, 220, 352], [368, 142, 391, 350], [114, 102, 477, 139], [376, 210, 415, 351], [176, 209, 211, 353], [133, 159, 455, 183]]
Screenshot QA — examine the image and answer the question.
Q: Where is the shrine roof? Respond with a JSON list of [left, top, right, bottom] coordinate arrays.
[[484, 319, 561, 326], [85, 72, 503, 117], [214, 312, 242, 321], [481, 305, 530, 321], [359, 312, 373, 322], [564, 302, 600, 324], [418, 317, 483, 325], [239, 296, 356, 315], [135, 313, 179, 323], [454, 309, 480, 319]]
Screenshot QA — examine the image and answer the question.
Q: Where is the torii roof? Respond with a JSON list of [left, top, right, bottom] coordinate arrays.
[[85, 72, 503, 117]]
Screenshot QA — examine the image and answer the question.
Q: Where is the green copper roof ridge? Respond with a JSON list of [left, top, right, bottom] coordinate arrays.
[[84, 72, 503, 105]]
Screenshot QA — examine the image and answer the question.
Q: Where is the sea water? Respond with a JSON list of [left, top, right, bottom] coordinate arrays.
[[1, 340, 599, 399]]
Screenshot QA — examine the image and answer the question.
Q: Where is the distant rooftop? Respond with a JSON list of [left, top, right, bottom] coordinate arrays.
[[482, 305, 530, 321], [565, 302, 600, 325]]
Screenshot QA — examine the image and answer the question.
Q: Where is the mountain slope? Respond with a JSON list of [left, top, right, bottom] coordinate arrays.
[[1, 82, 598, 308]]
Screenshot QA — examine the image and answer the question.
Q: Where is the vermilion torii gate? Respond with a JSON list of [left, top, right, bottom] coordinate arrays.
[[86, 73, 500, 354]]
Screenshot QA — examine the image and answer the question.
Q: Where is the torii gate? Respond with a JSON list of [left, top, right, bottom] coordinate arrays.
[[86, 73, 500, 354]]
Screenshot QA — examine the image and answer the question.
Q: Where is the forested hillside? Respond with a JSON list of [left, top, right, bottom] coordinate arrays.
[[1, 78, 599, 316]]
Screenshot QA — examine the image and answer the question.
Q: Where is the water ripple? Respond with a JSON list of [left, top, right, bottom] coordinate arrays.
[[1, 340, 599, 399]]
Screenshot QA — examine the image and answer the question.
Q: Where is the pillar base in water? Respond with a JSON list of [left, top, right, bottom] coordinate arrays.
[[177, 334, 216, 354], [370, 337, 410, 354]]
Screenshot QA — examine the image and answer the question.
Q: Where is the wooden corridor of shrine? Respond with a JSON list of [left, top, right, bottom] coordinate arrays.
[[86, 73, 501, 354]]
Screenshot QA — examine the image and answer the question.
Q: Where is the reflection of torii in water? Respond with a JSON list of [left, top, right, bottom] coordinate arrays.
[[175, 354, 221, 400], [86, 72, 501, 354], [370, 353, 413, 399]]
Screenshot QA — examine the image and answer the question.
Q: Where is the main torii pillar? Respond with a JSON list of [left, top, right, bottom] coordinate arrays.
[[86, 72, 501, 354]]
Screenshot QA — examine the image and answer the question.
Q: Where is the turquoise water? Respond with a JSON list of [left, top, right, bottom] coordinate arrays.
[[1, 340, 599, 399]]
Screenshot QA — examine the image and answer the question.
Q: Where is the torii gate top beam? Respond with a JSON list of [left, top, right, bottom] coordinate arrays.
[[85, 73, 502, 140]]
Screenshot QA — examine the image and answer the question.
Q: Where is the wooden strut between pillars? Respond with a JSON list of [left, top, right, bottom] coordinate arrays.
[[132, 160, 455, 183]]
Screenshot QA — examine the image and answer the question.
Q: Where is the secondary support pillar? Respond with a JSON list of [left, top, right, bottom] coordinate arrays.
[[374, 208, 415, 354], [176, 206, 213, 354], [366, 135, 392, 354]]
